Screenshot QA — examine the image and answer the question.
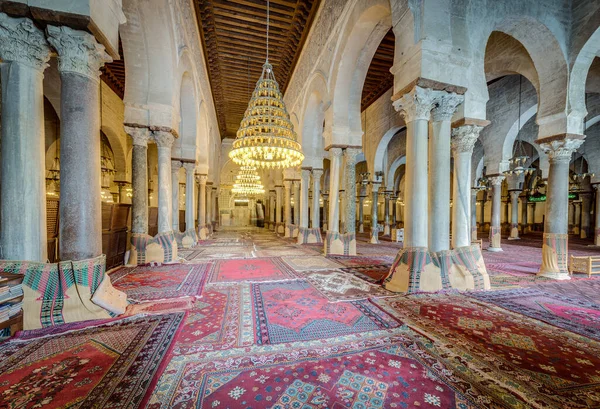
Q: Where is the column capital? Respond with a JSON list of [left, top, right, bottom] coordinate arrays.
[[171, 160, 182, 173], [312, 168, 324, 178], [431, 92, 464, 122], [196, 174, 208, 185], [283, 180, 292, 189], [329, 147, 343, 159], [0, 13, 51, 71], [153, 130, 175, 148], [300, 168, 311, 181], [392, 86, 436, 122], [488, 175, 505, 186], [537, 137, 584, 164], [125, 125, 151, 147], [46, 25, 112, 81], [182, 162, 196, 173], [451, 125, 483, 154], [344, 147, 361, 165], [509, 190, 521, 200]]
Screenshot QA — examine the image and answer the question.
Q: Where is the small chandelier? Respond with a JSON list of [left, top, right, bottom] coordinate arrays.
[[503, 75, 534, 178], [228, 0, 304, 169], [232, 165, 265, 195]]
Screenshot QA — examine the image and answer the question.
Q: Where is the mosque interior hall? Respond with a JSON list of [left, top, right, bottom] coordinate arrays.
[[1, 0, 600, 407]]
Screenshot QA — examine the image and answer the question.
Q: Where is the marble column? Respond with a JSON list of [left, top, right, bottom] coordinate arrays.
[[568, 202, 575, 233], [370, 182, 381, 244], [311, 169, 323, 229], [430, 93, 463, 251], [126, 127, 151, 235], [206, 185, 213, 228], [197, 175, 207, 229], [358, 196, 365, 233], [451, 125, 481, 249], [594, 185, 600, 246], [212, 187, 218, 226], [488, 176, 504, 252], [339, 190, 346, 232], [520, 194, 528, 233], [152, 131, 175, 233], [47, 25, 111, 260], [344, 148, 360, 234], [508, 190, 521, 239], [537, 138, 583, 279], [383, 192, 391, 236], [580, 193, 592, 239], [284, 180, 292, 235], [171, 160, 182, 233], [0, 14, 51, 262], [276, 185, 283, 225], [299, 170, 311, 229], [527, 202, 536, 232], [393, 86, 435, 248], [183, 163, 196, 232], [293, 181, 300, 225], [392, 196, 398, 225], [471, 190, 478, 241], [327, 148, 343, 232], [574, 202, 581, 235]]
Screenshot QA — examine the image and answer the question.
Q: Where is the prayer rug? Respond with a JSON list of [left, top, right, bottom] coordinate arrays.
[[305, 270, 394, 301], [252, 280, 399, 344], [470, 286, 600, 340], [177, 248, 205, 260], [340, 265, 392, 284], [485, 261, 540, 276], [207, 257, 298, 284], [145, 330, 478, 409], [356, 244, 400, 256], [193, 247, 255, 259], [172, 285, 254, 355], [538, 278, 600, 304], [125, 297, 196, 316], [255, 248, 319, 257], [487, 271, 550, 290], [375, 293, 600, 407], [328, 255, 395, 267], [110, 264, 208, 302], [281, 255, 343, 271], [0, 313, 183, 409]]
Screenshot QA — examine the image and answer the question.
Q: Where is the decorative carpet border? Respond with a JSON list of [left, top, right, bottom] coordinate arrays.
[[206, 257, 301, 285]]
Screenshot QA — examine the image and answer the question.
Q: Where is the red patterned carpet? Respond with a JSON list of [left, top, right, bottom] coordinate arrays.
[[3, 228, 600, 408]]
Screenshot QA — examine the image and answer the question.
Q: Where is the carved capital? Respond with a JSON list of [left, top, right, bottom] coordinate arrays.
[[171, 160, 182, 173], [301, 169, 311, 182], [183, 162, 196, 173], [196, 174, 207, 185], [329, 147, 343, 160], [125, 126, 151, 147], [392, 86, 436, 122], [0, 13, 50, 71], [312, 168, 324, 179], [431, 92, 464, 122], [153, 131, 175, 148], [538, 138, 584, 164], [451, 125, 483, 154], [509, 191, 521, 200], [488, 176, 505, 186], [284, 180, 292, 189], [46, 25, 112, 81]]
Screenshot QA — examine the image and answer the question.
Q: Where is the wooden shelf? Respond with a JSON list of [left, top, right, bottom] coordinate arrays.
[[0, 311, 23, 331]]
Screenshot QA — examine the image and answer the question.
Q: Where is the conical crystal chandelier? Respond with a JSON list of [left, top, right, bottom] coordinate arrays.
[[228, 0, 304, 169], [232, 165, 265, 195]]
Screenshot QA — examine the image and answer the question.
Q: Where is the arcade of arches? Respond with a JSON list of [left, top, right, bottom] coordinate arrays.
[[0, 0, 600, 407]]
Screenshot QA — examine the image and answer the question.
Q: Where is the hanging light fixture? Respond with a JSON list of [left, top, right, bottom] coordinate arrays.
[[229, 0, 304, 169], [46, 119, 60, 197], [503, 75, 535, 177], [232, 164, 265, 195]]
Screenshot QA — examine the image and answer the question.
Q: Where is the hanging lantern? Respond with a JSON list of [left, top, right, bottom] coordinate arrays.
[[228, 0, 304, 169]]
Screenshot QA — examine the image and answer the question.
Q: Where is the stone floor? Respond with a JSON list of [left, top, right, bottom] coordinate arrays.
[[1, 227, 600, 408]]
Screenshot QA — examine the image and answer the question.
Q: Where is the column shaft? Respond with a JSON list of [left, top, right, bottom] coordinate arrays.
[[127, 128, 150, 234], [370, 184, 380, 244], [198, 176, 207, 227], [171, 161, 182, 232], [284, 181, 292, 227], [580, 193, 592, 239], [154, 132, 175, 233], [344, 148, 359, 234], [276, 186, 283, 223], [488, 177, 504, 252], [293, 182, 300, 225], [312, 170, 323, 228], [300, 170, 310, 228], [508, 191, 521, 239], [471, 191, 478, 241], [595, 186, 600, 246], [183, 164, 196, 231], [428, 118, 450, 250], [327, 149, 343, 232]]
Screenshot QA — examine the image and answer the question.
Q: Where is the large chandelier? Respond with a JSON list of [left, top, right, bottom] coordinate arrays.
[[228, 0, 304, 169]]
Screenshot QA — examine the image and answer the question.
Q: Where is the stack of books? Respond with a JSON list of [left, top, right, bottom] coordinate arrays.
[[0, 284, 23, 303], [0, 301, 23, 324]]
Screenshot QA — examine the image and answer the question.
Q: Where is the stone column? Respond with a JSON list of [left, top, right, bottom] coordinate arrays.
[[126, 127, 151, 234], [212, 187, 218, 226], [574, 202, 581, 235], [47, 25, 111, 260], [311, 169, 323, 229], [358, 196, 365, 233], [471, 190, 478, 241], [393, 86, 435, 248], [299, 170, 311, 229], [327, 148, 343, 232], [276, 185, 283, 230], [488, 176, 505, 252], [537, 138, 583, 279], [183, 163, 196, 232], [206, 185, 213, 228], [197, 175, 207, 229], [339, 190, 346, 232], [293, 181, 300, 225], [152, 131, 175, 233], [508, 190, 521, 239], [520, 194, 528, 234], [284, 180, 292, 236], [370, 182, 381, 244], [392, 196, 398, 225], [322, 193, 329, 230], [580, 193, 592, 239], [171, 160, 182, 232], [383, 192, 391, 236], [451, 125, 481, 249], [527, 202, 536, 232], [344, 148, 360, 234], [568, 202, 575, 233], [594, 185, 600, 246], [0, 15, 51, 262], [430, 93, 463, 251]]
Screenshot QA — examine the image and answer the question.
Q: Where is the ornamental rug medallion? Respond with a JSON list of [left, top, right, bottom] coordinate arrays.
[[304, 271, 394, 301], [470, 287, 600, 340], [207, 257, 299, 284], [144, 330, 478, 409], [171, 285, 254, 355], [251, 280, 399, 345], [281, 255, 343, 271], [110, 264, 209, 302], [0, 313, 183, 409], [375, 294, 600, 407]]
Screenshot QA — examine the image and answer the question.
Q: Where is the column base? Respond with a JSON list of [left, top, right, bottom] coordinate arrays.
[[580, 230, 588, 239], [536, 270, 571, 280], [487, 247, 503, 252], [324, 231, 356, 256], [383, 245, 490, 293], [198, 226, 210, 240], [276, 222, 285, 234], [383, 224, 390, 236], [297, 227, 323, 244], [181, 229, 198, 248], [128, 231, 179, 266], [358, 223, 364, 233], [537, 232, 569, 279], [323, 222, 328, 231], [573, 227, 580, 235], [370, 228, 379, 244]]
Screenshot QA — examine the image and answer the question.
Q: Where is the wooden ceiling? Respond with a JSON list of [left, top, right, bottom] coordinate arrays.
[[101, 39, 125, 100], [362, 29, 395, 111]]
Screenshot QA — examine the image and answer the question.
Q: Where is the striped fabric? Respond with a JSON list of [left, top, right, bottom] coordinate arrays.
[[453, 246, 487, 290], [543, 233, 569, 273], [430, 250, 452, 290]]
